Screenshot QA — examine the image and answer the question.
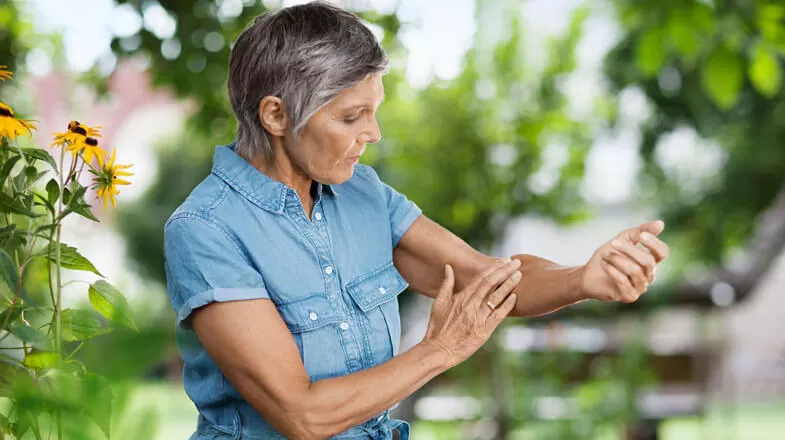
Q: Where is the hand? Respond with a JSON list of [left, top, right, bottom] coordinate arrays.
[[581, 220, 670, 303], [422, 258, 521, 368]]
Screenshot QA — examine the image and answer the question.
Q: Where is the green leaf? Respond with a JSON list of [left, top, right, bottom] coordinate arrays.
[[0, 247, 18, 292], [0, 303, 27, 326], [668, 13, 700, 57], [46, 178, 59, 205], [748, 43, 783, 97], [8, 322, 52, 350], [83, 373, 112, 437], [40, 243, 103, 276], [67, 185, 88, 208], [0, 191, 39, 216], [701, 45, 744, 109], [0, 155, 21, 183], [23, 351, 58, 370], [0, 247, 35, 305], [23, 165, 37, 181], [73, 204, 99, 222], [61, 308, 109, 341], [89, 280, 138, 332], [0, 412, 9, 433], [20, 147, 57, 171], [636, 27, 667, 76]]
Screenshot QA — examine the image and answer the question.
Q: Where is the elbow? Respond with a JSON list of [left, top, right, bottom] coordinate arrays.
[[276, 397, 339, 440]]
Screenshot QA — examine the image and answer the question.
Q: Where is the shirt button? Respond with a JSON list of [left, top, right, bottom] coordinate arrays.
[[309, 312, 318, 321], [378, 286, 387, 295], [324, 266, 333, 275], [340, 322, 349, 330], [314, 212, 322, 221]]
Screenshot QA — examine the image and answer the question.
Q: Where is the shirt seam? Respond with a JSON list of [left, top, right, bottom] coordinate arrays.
[[166, 213, 246, 260]]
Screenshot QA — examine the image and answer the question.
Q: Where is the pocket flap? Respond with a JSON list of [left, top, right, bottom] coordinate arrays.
[[277, 294, 340, 333], [346, 261, 408, 312]]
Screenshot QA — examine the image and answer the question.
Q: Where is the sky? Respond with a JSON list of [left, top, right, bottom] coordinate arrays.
[[20, 0, 719, 208]]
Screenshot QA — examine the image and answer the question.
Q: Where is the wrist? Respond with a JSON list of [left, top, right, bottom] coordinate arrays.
[[572, 264, 590, 301], [417, 339, 453, 371]]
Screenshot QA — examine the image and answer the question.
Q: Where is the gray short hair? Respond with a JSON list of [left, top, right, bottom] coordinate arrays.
[[227, 1, 389, 162]]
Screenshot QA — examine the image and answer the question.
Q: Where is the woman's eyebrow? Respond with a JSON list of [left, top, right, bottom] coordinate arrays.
[[341, 96, 385, 112]]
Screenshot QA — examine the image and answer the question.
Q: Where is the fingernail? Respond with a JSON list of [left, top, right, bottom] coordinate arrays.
[[502, 257, 512, 263], [512, 259, 521, 266], [641, 232, 653, 241]]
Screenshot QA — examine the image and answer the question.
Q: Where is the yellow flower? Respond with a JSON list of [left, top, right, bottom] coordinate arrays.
[[0, 66, 12, 81], [67, 136, 106, 164], [0, 102, 37, 140], [90, 147, 133, 210], [51, 121, 102, 148]]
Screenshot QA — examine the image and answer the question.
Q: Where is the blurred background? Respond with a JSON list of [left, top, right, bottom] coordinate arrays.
[[2, 0, 785, 438]]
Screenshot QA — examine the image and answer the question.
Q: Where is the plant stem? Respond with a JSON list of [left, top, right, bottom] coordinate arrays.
[[54, 140, 66, 440], [66, 342, 84, 361]]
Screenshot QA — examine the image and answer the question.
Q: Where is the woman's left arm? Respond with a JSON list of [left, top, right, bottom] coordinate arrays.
[[393, 215, 670, 318]]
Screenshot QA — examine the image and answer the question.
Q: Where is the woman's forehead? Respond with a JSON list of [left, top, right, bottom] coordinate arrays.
[[329, 74, 385, 109]]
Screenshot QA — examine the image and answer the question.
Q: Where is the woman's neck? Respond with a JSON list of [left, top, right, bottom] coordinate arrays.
[[249, 150, 314, 216]]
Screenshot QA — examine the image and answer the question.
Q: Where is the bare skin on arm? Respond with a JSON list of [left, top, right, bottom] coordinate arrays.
[[394, 215, 670, 317], [190, 258, 522, 440]]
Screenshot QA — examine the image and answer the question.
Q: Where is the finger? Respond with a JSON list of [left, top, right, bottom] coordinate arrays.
[[601, 260, 638, 303], [467, 259, 521, 308], [620, 220, 665, 243], [603, 253, 648, 292], [610, 238, 656, 281], [638, 219, 665, 237], [465, 257, 511, 292], [639, 231, 669, 263], [485, 293, 517, 328], [435, 264, 455, 304], [482, 269, 521, 315]]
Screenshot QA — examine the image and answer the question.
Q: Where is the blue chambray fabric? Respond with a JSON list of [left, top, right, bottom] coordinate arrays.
[[164, 143, 421, 439]]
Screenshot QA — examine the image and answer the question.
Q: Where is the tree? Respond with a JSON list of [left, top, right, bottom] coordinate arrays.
[[604, 0, 785, 305]]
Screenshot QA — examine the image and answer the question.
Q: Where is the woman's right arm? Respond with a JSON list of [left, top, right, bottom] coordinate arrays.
[[191, 258, 522, 440]]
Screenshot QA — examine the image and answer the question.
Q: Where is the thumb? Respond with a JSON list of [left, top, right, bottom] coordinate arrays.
[[623, 219, 665, 242], [436, 264, 455, 302]]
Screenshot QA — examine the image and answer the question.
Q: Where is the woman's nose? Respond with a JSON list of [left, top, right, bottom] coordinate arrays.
[[360, 118, 382, 144]]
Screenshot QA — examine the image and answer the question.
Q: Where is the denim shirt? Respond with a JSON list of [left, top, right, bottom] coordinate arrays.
[[163, 144, 421, 439]]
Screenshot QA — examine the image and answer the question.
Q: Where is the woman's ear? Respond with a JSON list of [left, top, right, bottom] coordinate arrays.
[[258, 96, 289, 136]]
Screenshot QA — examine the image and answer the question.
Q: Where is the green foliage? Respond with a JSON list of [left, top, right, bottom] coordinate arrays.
[[606, 0, 785, 268], [0, 67, 138, 439]]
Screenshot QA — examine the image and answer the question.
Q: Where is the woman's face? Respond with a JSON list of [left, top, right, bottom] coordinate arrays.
[[286, 72, 384, 185]]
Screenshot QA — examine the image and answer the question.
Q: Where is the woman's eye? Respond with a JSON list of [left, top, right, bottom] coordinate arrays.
[[343, 116, 359, 124]]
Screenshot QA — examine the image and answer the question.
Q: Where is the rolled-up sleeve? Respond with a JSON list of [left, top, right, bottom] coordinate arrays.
[[382, 180, 422, 247], [164, 215, 270, 328], [359, 165, 422, 247]]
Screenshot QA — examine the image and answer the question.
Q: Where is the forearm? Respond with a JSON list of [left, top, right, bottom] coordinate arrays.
[[508, 254, 586, 317], [243, 342, 447, 439]]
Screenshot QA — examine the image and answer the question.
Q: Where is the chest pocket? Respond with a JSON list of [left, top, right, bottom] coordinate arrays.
[[276, 294, 346, 381], [346, 261, 408, 361]]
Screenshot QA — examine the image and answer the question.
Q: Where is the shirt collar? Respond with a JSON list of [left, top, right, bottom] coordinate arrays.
[[210, 143, 335, 214]]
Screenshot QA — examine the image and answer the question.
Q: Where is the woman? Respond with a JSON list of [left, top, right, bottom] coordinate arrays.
[[163, 2, 670, 439]]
